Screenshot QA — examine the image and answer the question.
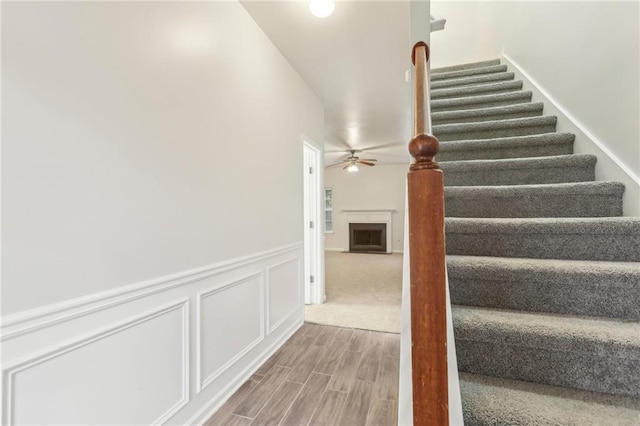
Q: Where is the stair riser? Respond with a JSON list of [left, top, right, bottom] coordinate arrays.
[[432, 97, 532, 113], [432, 59, 501, 74], [431, 73, 515, 90], [435, 124, 556, 141], [446, 231, 640, 261], [430, 65, 508, 82], [460, 373, 640, 426], [449, 275, 640, 320], [433, 109, 542, 125], [431, 91, 533, 112], [445, 193, 623, 218], [455, 340, 640, 399], [432, 85, 522, 100], [442, 165, 595, 186], [437, 142, 573, 162]]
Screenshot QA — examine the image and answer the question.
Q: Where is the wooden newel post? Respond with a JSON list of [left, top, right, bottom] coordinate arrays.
[[408, 41, 449, 425]]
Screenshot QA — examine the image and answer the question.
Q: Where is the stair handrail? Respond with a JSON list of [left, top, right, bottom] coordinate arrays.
[[408, 41, 449, 425]]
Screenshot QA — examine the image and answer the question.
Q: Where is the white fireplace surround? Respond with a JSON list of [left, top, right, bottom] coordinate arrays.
[[342, 209, 394, 254]]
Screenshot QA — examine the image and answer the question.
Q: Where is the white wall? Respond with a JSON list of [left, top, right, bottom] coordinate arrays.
[[324, 164, 408, 253], [430, 1, 640, 215], [2, 1, 323, 424]]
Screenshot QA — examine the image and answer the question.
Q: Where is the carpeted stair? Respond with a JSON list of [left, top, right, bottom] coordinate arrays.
[[430, 59, 640, 424]]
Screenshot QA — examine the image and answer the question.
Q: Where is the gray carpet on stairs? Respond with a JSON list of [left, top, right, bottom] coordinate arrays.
[[445, 181, 624, 218], [431, 80, 524, 100], [446, 217, 640, 261], [434, 115, 557, 141], [454, 305, 640, 399], [430, 64, 508, 82], [448, 256, 640, 319], [431, 71, 515, 90], [437, 133, 575, 161], [431, 91, 533, 112], [429, 58, 640, 423], [432, 102, 544, 125], [441, 154, 596, 186], [431, 59, 502, 74], [460, 373, 640, 426]]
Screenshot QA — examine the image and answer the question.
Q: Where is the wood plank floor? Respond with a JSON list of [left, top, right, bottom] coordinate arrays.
[[204, 323, 401, 426]]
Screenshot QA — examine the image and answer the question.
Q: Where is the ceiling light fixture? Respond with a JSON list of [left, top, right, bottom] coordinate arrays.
[[347, 163, 359, 173], [309, 0, 335, 18]]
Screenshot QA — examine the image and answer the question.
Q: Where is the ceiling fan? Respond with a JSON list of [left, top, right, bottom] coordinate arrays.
[[340, 150, 377, 172]]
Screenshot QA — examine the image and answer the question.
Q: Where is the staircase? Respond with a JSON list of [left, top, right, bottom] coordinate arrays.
[[430, 59, 640, 424]]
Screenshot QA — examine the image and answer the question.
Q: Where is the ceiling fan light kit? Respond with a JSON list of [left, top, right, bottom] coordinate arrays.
[[333, 149, 377, 172]]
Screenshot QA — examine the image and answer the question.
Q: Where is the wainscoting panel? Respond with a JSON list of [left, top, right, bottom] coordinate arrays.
[[267, 258, 302, 333], [198, 273, 264, 392], [4, 301, 188, 425], [2, 243, 304, 425]]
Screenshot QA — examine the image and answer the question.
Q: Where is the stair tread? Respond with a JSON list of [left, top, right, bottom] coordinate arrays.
[[445, 181, 625, 198], [440, 154, 596, 171], [433, 102, 544, 122], [430, 64, 508, 82], [431, 80, 523, 99], [431, 59, 501, 74], [431, 91, 532, 110], [446, 216, 640, 234], [452, 305, 640, 352], [460, 372, 640, 426], [447, 255, 640, 319], [431, 72, 515, 90], [439, 133, 575, 153], [447, 255, 640, 278], [434, 115, 556, 134]]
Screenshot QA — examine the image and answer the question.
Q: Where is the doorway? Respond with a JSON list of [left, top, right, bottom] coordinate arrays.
[[303, 139, 324, 305]]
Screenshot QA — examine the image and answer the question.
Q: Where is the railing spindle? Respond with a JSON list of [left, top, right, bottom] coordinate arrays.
[[408, 41, 449, 425]]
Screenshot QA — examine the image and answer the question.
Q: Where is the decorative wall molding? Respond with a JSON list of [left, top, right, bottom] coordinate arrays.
[[185, 317, 303, 426], [2, 243, 303, 341], [266, 257, 303, 334], [196, 273, 265, 393], [2, 299, 190, 425], [3, 244, 304, 425]]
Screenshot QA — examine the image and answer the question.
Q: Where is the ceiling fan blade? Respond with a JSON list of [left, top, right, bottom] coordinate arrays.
[[359, 158, 377, 162], [342, 163, 351, 170], [358, 160, 376, 166]]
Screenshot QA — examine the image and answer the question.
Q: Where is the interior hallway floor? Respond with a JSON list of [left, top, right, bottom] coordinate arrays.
[[305, 252, 403, 333], [205, 323, 400, 426]]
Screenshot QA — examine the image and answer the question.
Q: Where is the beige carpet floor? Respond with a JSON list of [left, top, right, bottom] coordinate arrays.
[[304, 251, 403, 333]]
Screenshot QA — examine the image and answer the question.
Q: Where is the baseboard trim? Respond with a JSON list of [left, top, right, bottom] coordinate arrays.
[[2, 243, 303, 340], [186, 314, 303, 425]]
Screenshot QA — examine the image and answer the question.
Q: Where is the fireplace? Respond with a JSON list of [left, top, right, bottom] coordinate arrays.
[[342, 209, 394, 253], [349, 223, 387, 253]]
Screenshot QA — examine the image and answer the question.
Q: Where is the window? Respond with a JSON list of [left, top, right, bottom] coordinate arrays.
[[324, 188, 333, 233]]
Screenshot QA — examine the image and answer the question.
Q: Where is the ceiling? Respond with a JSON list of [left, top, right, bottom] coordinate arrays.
[[240, 1, 413, 167]]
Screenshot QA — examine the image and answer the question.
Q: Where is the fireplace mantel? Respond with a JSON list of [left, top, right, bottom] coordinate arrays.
[[342, 210, 394, 253]]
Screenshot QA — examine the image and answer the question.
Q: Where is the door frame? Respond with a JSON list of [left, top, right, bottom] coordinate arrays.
[[302, 136, 325, 305]]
